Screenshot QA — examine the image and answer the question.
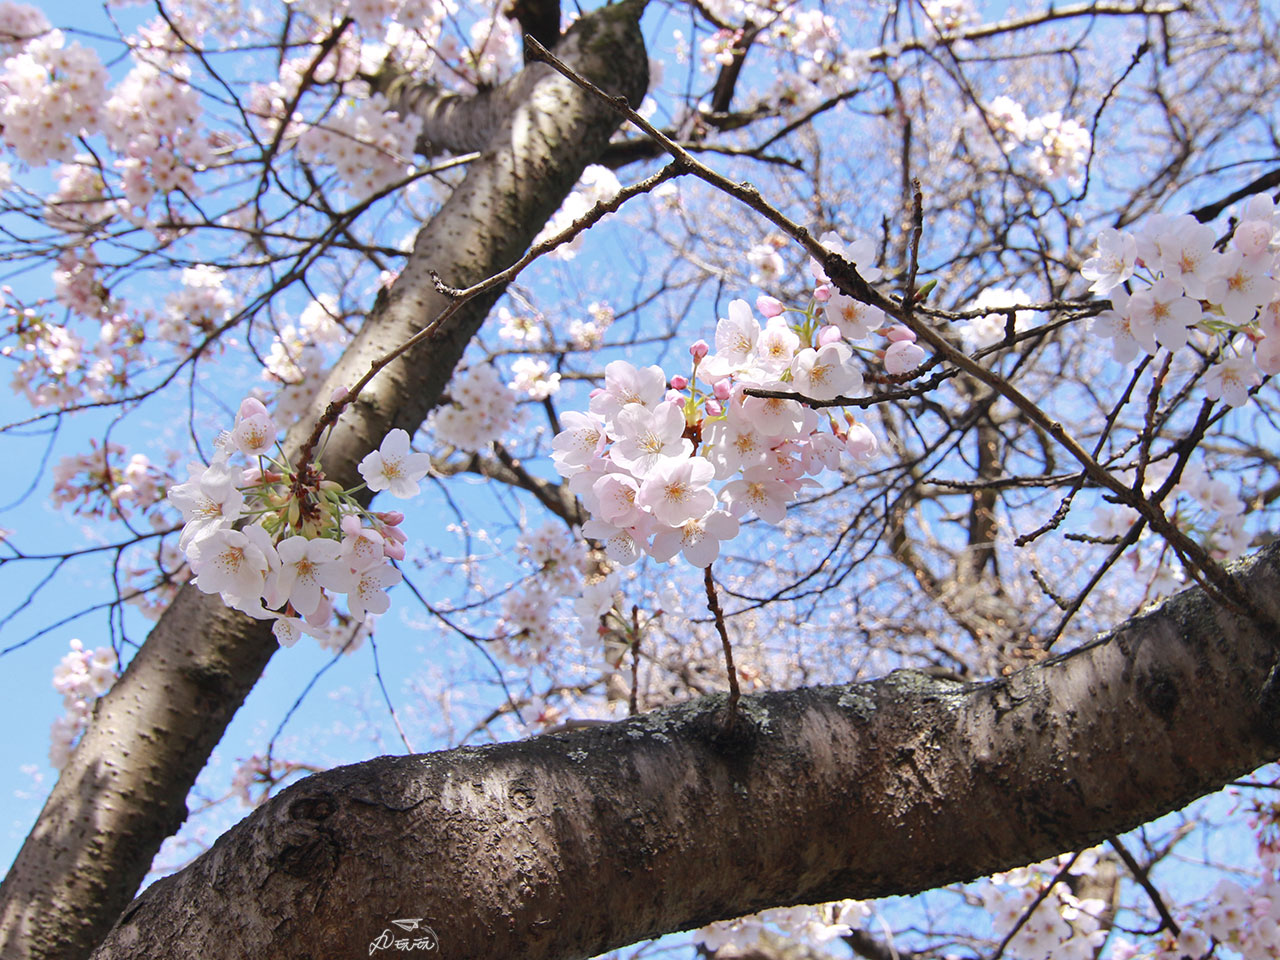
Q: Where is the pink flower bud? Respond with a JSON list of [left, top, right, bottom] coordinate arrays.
[[884, 340, 926, 375], [704, 400, 723, 416], [813, 283, 832, 302], [713, 379, 732, 401], [377, 510, 405, 526], [329, 385, 349, 403], [689, 339, 710, 360], [237, 396, 269, 423], [817, 324, 843, 346], [884, 324, 917, 343], [845, 422, 879, 463], [670, 374, 688, 390], [382, 539, 406, 561], [756, 295, 785, 317]]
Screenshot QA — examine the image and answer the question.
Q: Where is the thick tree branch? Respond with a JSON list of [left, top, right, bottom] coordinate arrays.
[[93, 544, 1280, 960]]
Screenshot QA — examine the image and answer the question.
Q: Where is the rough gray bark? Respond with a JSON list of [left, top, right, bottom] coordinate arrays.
[[0, 5, 648, 959], [91, 543, 1280, 960]]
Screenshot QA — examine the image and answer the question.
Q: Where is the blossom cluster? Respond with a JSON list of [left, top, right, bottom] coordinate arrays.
[[51, 441, 168, 523], [296, 92, 423, 201], [1091, 459, 1252, 584], [492, 523, 592, 664], [695, 899, 870, 952], [0, 1, 48, 52], [159, 264, 236, 348], [167, 397, 425, 647], [122, 539, 191, 622], [568, 301, 615, 350], [974, 95, 1092, 185], [508, 356, 561, 400], [105, 59, 211, 209], [261, 294, 352, 422], [0, 27, 108, 165], [429, 363, 519, 452], [982, 852, 1110, 960], [685, 0, 867, 110], [1087, 196, 1280, 406], [553, 234, 907, 569], [49, 639, 117, 769]]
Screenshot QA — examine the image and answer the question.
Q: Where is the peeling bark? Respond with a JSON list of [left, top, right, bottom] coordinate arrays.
[[0, 5, 649, 959], [92, 544, 1280, 960]]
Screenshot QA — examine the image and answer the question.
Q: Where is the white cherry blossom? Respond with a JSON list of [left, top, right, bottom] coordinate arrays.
[[268, 535, 343, 617], [824, 292, 884, 341], [589, 360, 667, 428], [609, 401, 692, 476], [358, 428, 431, 499], [637, 456, 716, 527], [790, 342, 862, 400], [168, 459, 244, 552], [719, 465, 796, 523], [347, 562, 402, 622], [551, 410, 606, 475], [648, 509, 738, 566], [1080, 228, 1137, 294], [189, 525, 274, 600]]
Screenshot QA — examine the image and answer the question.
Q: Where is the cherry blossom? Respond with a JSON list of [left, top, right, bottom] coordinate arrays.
[[551, 410, 606, 474], [638, 455, 716, 527], [358, 428, 431, 499], [168, 459, 244, 551], [347, 562, 403, 622], [609, 400, 693, 476], [188, 525, 275, 602], [648, 509, 738, 566], [1128, 277, 1201, 353], [269, 536, 345, 617], [590, 359, 668, 426], [824, 292, 884, 341], [1202, 349, 1261, 408], [883, 339, 926, 375], [1080, 228, 1137, 295], [790, 342, 862, 400], [719, 465, 795, 523], [429, 364, 518, 451]]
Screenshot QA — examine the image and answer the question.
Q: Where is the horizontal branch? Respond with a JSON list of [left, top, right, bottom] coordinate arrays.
[[94, 543, 1280, 960]]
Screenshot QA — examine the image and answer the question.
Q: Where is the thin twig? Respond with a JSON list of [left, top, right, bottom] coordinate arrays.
[[703, 565, 740, 723], [630, 604, 641, 717], [1110, 835, 1181, 937]]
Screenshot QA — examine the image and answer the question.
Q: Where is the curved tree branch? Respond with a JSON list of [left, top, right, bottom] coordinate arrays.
[[93, 543, 1280, 960]]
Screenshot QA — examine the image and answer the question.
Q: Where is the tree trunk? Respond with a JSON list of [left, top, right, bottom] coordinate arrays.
[[91, 543, 1280, 960], [0, 6, 649, 958]]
